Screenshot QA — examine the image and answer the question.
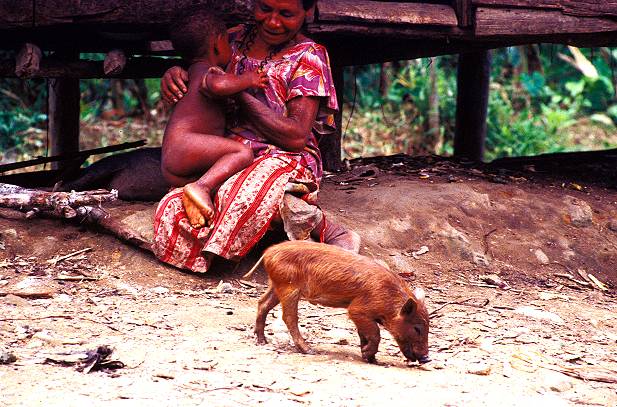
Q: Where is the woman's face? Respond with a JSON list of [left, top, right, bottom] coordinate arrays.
[[254, 0, 312, 47]]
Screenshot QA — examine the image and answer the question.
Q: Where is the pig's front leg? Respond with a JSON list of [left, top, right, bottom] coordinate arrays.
[[348, 310, 381, 364], [255, 284, 280, 344]]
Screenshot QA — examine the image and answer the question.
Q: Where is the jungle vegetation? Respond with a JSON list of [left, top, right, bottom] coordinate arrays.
[[0, 46, 615, 167]]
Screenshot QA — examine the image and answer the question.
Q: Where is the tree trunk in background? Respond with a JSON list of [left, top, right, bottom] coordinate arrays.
[[379, 62, 391, 99], [454, 50, 491, 162], [320, 64, 343, 172], [110, 79, 126, 117], [525, 44, 544, 74], [427, 58, 441, 153]]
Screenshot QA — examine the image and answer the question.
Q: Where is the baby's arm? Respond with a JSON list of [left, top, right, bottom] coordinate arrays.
[[201, 70, 268, 97]]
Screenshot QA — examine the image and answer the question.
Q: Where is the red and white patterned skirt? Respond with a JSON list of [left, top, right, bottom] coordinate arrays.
[[152, 153, 319, 273]]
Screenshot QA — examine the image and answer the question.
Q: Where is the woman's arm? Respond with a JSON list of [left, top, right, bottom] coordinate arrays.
[[236, 92, 320, 152], [161, 66, 189, 104]]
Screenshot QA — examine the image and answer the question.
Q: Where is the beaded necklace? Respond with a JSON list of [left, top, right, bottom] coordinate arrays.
[[237, 24, 287, 74]]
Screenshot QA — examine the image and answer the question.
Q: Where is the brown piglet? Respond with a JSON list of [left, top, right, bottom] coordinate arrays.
[[246, 241, 430, 364]]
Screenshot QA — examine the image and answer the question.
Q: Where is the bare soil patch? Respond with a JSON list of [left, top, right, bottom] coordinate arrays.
[[1, 154, 616, 406]]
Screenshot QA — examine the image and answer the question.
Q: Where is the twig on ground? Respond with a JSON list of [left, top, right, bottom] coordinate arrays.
[[429, 298, 474, 317], [554, 273, 591, 287], [55, 275, 99, 281], [47, 248, 92, 266], [306, 311, 348, 318]]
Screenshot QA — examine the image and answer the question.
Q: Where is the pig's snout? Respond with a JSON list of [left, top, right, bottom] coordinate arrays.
[[407, 352, 431, 365]]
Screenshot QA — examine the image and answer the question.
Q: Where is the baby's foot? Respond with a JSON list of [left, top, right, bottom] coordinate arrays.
[[182, 183, 215, 228]]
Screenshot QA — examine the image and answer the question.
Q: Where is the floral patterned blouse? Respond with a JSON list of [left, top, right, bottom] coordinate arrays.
[[225, 25, 338, 184]]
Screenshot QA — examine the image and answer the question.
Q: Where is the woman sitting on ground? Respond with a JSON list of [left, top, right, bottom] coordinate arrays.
[[154, 0, 360, 272]]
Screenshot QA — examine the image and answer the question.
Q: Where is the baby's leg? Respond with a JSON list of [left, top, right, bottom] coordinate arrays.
[[179, 136, 253, 228]]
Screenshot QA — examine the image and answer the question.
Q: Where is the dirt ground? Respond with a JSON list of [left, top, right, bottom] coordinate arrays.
[[1, 154, 616, 406]]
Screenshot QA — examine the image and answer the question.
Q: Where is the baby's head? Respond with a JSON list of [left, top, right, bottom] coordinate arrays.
[[169, 7, 230, 66]]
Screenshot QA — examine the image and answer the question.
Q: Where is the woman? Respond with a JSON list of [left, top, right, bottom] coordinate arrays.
[[155, 0, 359, 272]]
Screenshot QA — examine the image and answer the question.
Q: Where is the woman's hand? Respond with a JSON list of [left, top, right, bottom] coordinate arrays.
[[161, 66, 189, 104]]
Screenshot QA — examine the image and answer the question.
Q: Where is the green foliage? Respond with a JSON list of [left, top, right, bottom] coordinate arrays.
[[343, 45, 617, 161], [1, 46, 616, 165], [0, 109, 46, 151], [0, 77, 48, 158]]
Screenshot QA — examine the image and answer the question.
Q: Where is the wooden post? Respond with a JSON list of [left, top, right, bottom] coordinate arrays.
[[453, 0, 473, 28], [320, 64, 343, 172], [48, 52, 80, 170], [454, 50, 491, 162]]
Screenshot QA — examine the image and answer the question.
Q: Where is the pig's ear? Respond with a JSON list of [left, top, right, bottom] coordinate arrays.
[[413, 287, 426, 304], [400, 298, 417, 316]]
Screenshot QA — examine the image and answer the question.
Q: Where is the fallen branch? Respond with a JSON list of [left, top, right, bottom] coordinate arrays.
[[0, 185, 151, 253], [0, 183, 117, 218]]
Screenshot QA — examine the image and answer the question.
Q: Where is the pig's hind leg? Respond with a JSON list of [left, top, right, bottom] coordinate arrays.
[[348, 307, 381, 364], [255, 284, 280, 344], [278, 288, 312, 354]]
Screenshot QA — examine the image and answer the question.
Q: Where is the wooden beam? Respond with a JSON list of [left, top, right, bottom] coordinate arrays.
[[475, 7, 617, 37], [317, 0, 458, 26], [472, 1, 617, 18], [33, 0, 254, 26], [320, 64, 343, 172], [472, 0, 560, 9], [454, 50, 491, 162], [0, 1, 33, 29], [0, 56, 181, 78]]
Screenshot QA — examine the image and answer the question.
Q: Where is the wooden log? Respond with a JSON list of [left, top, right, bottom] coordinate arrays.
[[15, 43, 42, 78], [454, 50, 491, 162], [0, 183, 118, 218], [0, 191, 151, 252], [318, 0, 458, 26], [320, 64, 343, 172], [0, 56, 181, 78], [103, 49, 127, 76], [475, 7, 617, 37]]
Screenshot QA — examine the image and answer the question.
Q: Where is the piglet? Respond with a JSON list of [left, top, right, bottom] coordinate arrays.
[[245, 241, 430, 364]]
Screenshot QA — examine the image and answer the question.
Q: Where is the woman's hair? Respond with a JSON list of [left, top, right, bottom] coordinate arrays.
[[302, 0, 317, 10]]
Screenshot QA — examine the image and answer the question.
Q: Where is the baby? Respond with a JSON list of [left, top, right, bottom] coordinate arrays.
[[162, 8, 267, 228]]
